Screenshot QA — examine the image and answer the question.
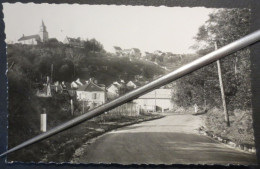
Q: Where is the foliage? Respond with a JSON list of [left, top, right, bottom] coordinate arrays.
[[83, 38, 104, 53], [205, 108, 254, 145], [7, 41, 163, 85], [173, 8, 252, 111], [7, 37, 164, 162], [8, 71, 41, 148]]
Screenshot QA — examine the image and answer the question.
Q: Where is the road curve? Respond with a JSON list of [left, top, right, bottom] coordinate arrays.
[[72, 113, 256, 165]]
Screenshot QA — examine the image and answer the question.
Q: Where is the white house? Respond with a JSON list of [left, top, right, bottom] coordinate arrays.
[[112, 81, 121, 86], [18, 34, 41, 45], [133, 89, 173, 112], [107, 84, 120, 99], [63, 36, 84, 48], [154, 50, 164, 56], [36, 83, 52, 97], [71, 81, 82, 89], [114, 47, 141, 57], [126, 81, 137, 89], [71, 78, 87, 89], [76, 81, 106, 108]]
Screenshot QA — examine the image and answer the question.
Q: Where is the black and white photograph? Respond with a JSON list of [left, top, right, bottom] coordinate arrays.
[[2, 3, 257, 165]]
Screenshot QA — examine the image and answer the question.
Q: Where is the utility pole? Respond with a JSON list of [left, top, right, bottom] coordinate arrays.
[[154, 90, 157, 112], [215, 42, 230, 127], [203, 81, 207, 110], [82, 100, 85, 114], [51, 64, 54, 83], [71, 99, 74, 116]]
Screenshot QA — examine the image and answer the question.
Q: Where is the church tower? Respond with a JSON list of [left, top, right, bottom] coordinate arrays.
[[39, 20, 49, 42]]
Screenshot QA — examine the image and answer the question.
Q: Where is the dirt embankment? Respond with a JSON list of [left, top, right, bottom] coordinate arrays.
[[196, 108, 255, 152], [170, 106, 255, 153]]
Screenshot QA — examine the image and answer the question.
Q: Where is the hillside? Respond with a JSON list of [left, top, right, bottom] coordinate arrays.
[[7, 42, 165, 161], [7, 43, 164, 86]]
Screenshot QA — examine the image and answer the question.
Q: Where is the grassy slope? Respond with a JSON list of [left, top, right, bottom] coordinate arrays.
[[204, 108, 255, 146]]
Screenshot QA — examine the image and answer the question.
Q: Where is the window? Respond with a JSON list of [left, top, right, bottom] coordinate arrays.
[[92, 93, 97, 99]]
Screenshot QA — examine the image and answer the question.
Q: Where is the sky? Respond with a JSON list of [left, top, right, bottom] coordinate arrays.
[[3, 3, 215, 54]]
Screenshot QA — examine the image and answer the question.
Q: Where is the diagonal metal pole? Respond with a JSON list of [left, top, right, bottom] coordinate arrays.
[[1, 29, 260, 158]]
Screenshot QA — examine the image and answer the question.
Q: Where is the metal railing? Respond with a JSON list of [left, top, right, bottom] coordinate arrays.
[[1, 29, 260, 158]]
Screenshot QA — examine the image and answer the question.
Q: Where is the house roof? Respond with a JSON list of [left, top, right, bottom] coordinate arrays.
[[132, 48, 141, 53], [114, 46, 122, 50], [138, 89, 173, 99], [66, 37, 82, 43], [18, 34, 40, 41], [134, 81, 144, 86], [77, 81, 104, 92], [107, 84, 120, 90], [99, 84, 106, 90], [127, 81, 137, 86], [113, 81, 121, 86]]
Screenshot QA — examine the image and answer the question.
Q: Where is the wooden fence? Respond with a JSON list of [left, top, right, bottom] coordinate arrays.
[[108, 102, 140, 117]]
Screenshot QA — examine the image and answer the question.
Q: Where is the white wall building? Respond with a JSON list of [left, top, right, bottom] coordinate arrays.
[[18, 20, 49, 45], [76, 81, 106, 108], [126, 81, 137, 89], [133, 89, 173, 112], [107, 84, 120, 99]]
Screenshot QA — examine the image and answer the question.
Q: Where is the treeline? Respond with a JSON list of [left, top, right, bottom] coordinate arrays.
[[171, 8, 254, 146], [7, 40, 164, 85], [172, 8, 251, 111]]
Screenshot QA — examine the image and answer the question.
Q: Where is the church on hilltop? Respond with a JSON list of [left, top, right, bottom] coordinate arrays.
[[18, 20, 49, 45]]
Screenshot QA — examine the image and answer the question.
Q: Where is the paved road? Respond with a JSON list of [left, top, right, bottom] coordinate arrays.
[[72, 113, 257, 165]]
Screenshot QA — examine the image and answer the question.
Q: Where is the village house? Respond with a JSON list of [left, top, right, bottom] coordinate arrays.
[[61, 82, 77, 98], [76, 80, 106, 108], [114, 46, 122, 56], [126, 81, 137, 89], [70, 78, 91, 89], [114, 47, 142, 57], [153, 50, 164, 56], [107, 80, 129, 100], [71, 79, 83, 89], [18, 20, 49, 45], [51, 81, 63, 93], [18, 34, 41, 45], [133, 89, 173, 112], [36, 83, 52, 97], [112, 81, 121, 87], [63, 36, 84, 48], [36, 77, 64, 97], [107, 83, 120, 99]]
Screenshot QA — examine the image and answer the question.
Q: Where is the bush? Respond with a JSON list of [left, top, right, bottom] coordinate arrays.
[[205, 108, 254, 145]]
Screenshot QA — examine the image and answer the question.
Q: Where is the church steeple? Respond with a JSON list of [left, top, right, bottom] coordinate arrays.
[[39, 20, 48, 42], [40, 20, 47, 32]]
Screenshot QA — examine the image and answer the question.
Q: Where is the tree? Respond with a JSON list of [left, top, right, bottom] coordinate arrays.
[[173, 8, 251, 110], [84, 38, 104, 53], [65, 48, 84, 78]]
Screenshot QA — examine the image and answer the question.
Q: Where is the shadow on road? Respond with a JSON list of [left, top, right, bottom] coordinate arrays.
[[73, 132, 256, 165]]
